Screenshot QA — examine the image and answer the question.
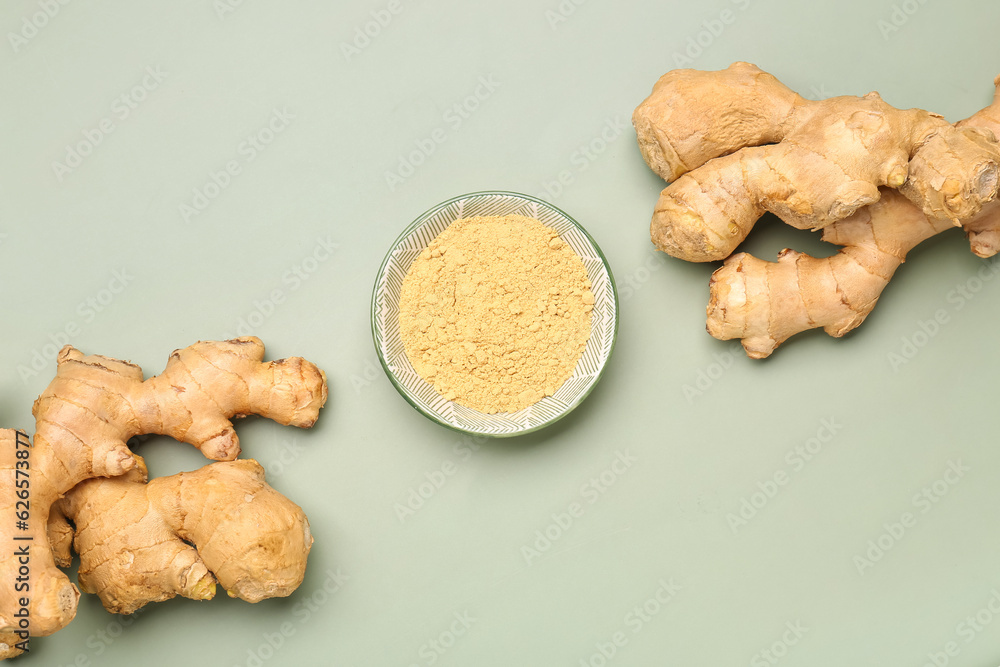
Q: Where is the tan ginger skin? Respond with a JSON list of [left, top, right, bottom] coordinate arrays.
[[633, 62, 1000, 358], [48, 456, 313, 615], [0, 337, 327, 659]]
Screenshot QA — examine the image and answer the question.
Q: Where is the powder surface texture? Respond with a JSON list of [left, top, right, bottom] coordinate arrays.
[[398, 214, 594, 414]]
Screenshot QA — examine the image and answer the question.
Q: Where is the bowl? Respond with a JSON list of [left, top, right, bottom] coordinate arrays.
[[371, 191, 618, 437]]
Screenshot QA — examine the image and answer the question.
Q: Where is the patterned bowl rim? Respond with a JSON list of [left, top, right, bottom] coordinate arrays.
[[371, 190, 619, 438]]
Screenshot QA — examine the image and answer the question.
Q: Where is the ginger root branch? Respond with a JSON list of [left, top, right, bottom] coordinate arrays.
[[50, 456, 312, 615], [634, 64, 1000, 356], [0, 337, 327, 658]]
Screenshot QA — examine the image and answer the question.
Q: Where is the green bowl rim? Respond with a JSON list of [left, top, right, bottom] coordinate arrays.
[[370, 190, 619, 438]]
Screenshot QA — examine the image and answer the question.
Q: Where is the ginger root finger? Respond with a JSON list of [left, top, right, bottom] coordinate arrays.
[[634, 62, 1000, 262], [652, 144, 884, 261], [707, 191, 952, 358], [129, 337, 327, 460], [151, 459, 312, 604], [635, 65, 1000, 356], [47, 504, 74, 569], [902, 124, 1000, 223], [52, 456, 311, 615], [632, 61, 800, 182], [706, 76, 1000, 356], [0, 337, 327, 657], [957, 76, 1000, 257]]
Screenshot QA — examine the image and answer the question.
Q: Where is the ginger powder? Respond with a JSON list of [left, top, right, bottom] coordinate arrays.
[[398, 214, 594, 414]]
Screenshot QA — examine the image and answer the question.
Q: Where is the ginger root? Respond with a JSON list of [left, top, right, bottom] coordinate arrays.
[[0, 337, 327, 658], [48, 456, 312, 615], [633, 63, 1000, 357]]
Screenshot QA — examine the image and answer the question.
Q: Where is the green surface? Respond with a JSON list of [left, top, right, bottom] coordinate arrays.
[[2, 1, 1000, 666]]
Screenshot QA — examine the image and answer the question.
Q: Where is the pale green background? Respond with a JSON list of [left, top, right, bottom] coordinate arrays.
[[2, 1, 1000, 666]]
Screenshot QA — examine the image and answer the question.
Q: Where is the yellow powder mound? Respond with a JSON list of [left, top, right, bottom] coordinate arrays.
[[399, 214, 594, 414]]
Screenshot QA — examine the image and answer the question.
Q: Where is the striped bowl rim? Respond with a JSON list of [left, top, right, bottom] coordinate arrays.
[[371, 191, 619, 437]]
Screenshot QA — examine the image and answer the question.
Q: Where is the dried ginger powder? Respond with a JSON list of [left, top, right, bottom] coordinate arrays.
[[398, 214, 594, 414]]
